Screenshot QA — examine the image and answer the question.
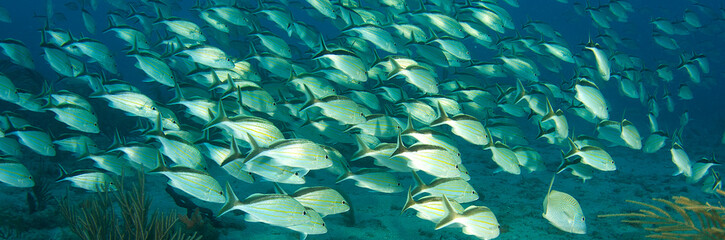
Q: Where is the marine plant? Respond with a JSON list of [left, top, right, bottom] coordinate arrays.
[[58, 173, 201, 240], [599, 189, 725, 239]]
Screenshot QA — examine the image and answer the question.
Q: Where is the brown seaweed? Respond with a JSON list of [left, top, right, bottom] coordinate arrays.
[[599, 189, 725, 239]]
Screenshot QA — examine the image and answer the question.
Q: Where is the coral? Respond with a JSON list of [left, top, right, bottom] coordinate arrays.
[[599, 189, 725, 239], [58, 173, 202, 240]]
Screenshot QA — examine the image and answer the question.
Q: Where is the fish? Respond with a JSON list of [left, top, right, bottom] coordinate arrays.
[[56, 165, 117, 192], [542, 175, 586, 234], [574, 78, 608, 120], [620, 119, 642, 150], [0, 6, 9, 23], [402, 189, 465, 223], [155, 16, 206, 42], [346, 114, 401, 139], [44, 103, 99, 134], [435, 195, 501, 240], [0, 73, 19, 102], [0, 39, 34, 69], [688, 157, 719, 184], [5, 125, 55, 157], [203, 102, 284, 148], [392, 134, 463, 179], [0, 158, 34, 188], [584, 41, 610, 81], [290, 186, 350, 217], [176, 45, 234, 69], [236, 135, 332, 171], [483, 138, 521, 175], [336, 167, 404, 194], [564, 138, 616, 172], [670, 142, 692, 177], [430, 102, 488, 146], [218, 183, 310, 227], [128, 49, 175, 87], [243, 156, 307, 184], [541, 98, 569, 139], [62, 38, 117, 74], [299, 87, 367, 125], [91, 89, 159, 120], [513, 146, 545, 173], [411, 171, 478, 203], [643, 131, 668, 154], [149, 153, 224, 203], [108, 142, 160, 172], [286, 208, 327, 240], [313, 38, 368, 83]]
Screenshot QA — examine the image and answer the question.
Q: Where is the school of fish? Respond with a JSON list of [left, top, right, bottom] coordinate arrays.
[[0, 0, 723, 239]]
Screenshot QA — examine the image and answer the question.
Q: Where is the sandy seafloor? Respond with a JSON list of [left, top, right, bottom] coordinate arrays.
[[3, 125, 723, 240]]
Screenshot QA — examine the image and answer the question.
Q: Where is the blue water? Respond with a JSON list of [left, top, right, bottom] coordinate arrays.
[[0, 0, 724, 239]]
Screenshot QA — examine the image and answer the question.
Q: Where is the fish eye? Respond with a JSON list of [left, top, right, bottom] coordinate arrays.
[[472, 190, 476, 194], [342, 200, 347, 205], [303, 211, 307, 215], [396, 183, 401, 186], [455, 165, 459, 169], [219, 191, 223, 195], [294, 172, 299, 176], [151, 107, 157, 110], [325, 155, 329, 159], [322, 223, 325, 227]]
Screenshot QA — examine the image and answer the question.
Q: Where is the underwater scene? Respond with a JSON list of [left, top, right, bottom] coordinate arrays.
[[0, 0, 724, 239]]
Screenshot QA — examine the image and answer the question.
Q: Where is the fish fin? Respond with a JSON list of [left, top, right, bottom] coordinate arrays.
[[335, 161, 354, 184], [410, 171, 426, 197], [391, 131, 407, 156], [241, 132, 262, 164], [434, 195, 459, 230], [350, 134, 371, 161], [401, 186, 416, 215], [299, 84, 318, 112], [221, 137, 243, 166], [541, 97, 555, 122], [430, 101, 449, 126], [56, 164, 69, 181], [543, 174, 557, 214], [203, 99, 228, 131], [148, 151, 169, 173], [218, 182, 240, 217], [273, 182, 287, 195]]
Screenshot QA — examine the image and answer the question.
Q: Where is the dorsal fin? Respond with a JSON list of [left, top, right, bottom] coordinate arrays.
[[299, 84, 319, 112], [203, 99, 229, 131], [430, 101, 450, 126], [220, 137, 244, 166], [273, 182, 288, 195], [434, 195, 460, 230], [409, 171, 428, 196], [391, 131, 408, 156], [241, 132, 263, 164], [149, 150, 169, 173], [218, 182, 241, 217], [543, 174, 557, 215]]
